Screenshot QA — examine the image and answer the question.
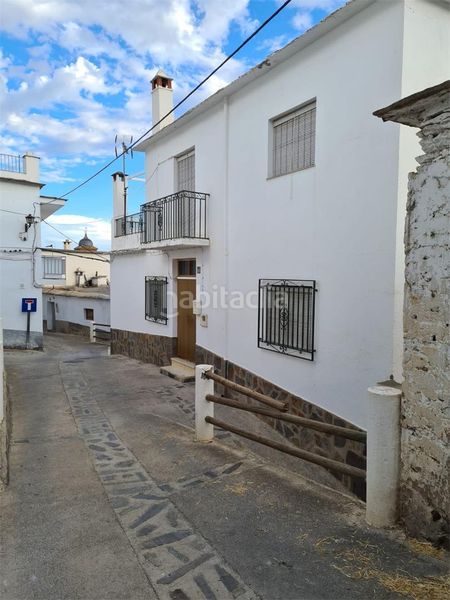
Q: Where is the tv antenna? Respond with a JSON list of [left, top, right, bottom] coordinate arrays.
[[114, 134, 134, 216]]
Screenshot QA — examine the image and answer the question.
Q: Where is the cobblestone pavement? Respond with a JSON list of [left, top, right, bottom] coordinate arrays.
[[60, 360, 257, 600], [1, 333, 448, 600]]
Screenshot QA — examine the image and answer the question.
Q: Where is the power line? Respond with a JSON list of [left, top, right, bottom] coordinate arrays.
[[41, 220, 109, 261], [43, 0, 293, 204], [38, 247, 110, 263]]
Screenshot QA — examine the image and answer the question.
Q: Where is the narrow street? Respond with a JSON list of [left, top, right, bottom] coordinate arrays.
[[0, 334, 447, 600]]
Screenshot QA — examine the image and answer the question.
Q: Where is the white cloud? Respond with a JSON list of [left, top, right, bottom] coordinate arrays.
[[292, 11, 313, 32], [43, 214, 111, 250], [0, 0, 256, 165]]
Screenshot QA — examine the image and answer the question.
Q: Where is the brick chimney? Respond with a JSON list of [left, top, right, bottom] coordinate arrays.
[[63, 239, 71, 250], [151, 69, 174, 133]]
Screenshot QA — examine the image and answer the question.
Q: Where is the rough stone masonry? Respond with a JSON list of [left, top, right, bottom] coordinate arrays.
[[375, 81, 450, 547]]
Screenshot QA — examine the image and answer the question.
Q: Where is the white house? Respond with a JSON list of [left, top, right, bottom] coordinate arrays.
[[110, 0, 449, 486], [42, 232, 110, 336], [42, 235, 110, 288], [0, 152, 65, 348], [43, 287, 110, 337]]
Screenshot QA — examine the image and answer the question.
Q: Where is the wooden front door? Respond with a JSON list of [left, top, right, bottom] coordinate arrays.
[[177, 277, 196, 362]]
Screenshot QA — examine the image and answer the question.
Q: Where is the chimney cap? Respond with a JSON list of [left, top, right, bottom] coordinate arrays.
[[151, 68, 173, 82]]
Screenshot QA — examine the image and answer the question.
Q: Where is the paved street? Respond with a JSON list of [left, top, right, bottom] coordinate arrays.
[[1, 333, 448, 600]]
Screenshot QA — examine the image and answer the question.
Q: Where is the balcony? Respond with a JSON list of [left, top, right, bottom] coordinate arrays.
[[140, 190, 209, 249], [114, 213, 143, 237], [0, 153, 25, 174]]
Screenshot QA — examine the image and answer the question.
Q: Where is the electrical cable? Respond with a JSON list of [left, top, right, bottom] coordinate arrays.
[[37, 247, 110, 263], [41, 220, 109, 261], [40, 0, 293, 204]]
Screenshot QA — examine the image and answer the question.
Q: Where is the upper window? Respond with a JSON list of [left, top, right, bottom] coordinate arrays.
[[177, 150, 195, 191], [258, 278, 316, 361], [43, 256, 66, 279], [271, 101, 316, 178], [145, 276, 168, 324]]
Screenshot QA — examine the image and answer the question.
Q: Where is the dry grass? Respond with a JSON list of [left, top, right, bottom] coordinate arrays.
[[407, 538, 448, 562], [225, 482, 250, 496], [331, 547, 450, 600]]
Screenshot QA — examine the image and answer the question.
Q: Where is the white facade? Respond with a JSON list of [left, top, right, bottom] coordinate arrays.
[[0, 153, 65, 348], [42, 248, 110, 287], [44, 288, 110, 335], [110, 0, 450, 428]]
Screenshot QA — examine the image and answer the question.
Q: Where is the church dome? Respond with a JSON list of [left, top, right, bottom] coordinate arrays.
[[78, 232, 93, 248], [75, 229, 98, 252]]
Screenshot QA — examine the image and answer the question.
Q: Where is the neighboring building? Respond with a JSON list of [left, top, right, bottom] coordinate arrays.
[[0, 152, 65, 348], [42, 233, 110, 336], [42, 234, 110, 287], [110, 0, 449, 485], [43, 287, 110, 337], [374, 81, 450, 546]]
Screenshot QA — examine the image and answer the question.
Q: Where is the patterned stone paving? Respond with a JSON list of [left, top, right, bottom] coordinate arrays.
[[60, 361, 259, 600]]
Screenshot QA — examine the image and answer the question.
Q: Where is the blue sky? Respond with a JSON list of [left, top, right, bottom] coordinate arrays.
[[0, 0, 345, 249]]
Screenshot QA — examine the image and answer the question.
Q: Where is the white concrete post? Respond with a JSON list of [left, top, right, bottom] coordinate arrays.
[[195, 365, 214, 442], [89, 322, 95, 343], [366, 385, 401, 527]]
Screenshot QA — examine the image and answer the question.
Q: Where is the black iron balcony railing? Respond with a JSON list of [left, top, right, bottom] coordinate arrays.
[[0, 153, 25, 174], [114, 212, 143, 237], [140, 190, 208, 244]]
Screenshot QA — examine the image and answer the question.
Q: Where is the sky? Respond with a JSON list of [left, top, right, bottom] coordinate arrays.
[[0, 0, 345, 249]]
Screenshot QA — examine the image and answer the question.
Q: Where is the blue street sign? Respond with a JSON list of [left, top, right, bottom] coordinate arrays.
[[22, 298, 37, 313]]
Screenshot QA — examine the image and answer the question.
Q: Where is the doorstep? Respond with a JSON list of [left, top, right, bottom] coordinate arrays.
[[160, 357, 195, 383]]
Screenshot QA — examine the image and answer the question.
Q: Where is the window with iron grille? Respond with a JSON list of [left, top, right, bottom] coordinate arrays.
[[145, 276, 168, 324], [43, 256, 66, 279], [177, 150, 195, 191], [258, 279, 316, 361], [271, 101, 316, 177]]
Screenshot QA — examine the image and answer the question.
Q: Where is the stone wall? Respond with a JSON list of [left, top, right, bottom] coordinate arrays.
[[196, 345, 366, 499], [0, 374, 11, 489], [44, 319, 90, 338], [111, 329, 177, 366], [375, 82, 450, 546], [401, 92, 449, 546]]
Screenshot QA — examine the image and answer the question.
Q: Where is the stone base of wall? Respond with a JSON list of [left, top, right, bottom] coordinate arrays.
[[111, 329, 177, 366], [3, 329, 43, 350], [53, 320, 90, 338], [0, 376, 11, 489], [196, 345, 366, 499]]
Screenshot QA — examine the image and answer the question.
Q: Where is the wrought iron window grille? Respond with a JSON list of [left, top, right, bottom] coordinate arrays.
[[145, 276, 168, 324], [258, 279, 316, 361]]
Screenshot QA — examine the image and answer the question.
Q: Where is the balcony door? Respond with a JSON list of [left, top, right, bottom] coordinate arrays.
[[177, 259, 196, 362], [177, 151, 196, 237]]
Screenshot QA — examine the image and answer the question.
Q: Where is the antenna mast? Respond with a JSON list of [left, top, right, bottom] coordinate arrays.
[[114, 134, 134, 217]]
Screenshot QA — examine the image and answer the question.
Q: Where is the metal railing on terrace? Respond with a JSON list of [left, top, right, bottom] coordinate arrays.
[[114, 213, 143, 237], [0, 153, 25, 174], [140, 190, 208, 244]]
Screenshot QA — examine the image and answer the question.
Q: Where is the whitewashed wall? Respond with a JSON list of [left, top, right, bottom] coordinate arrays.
[[111, 0, 450, 427], [0, 163, 43, 348], [42, 251, 110, 287], [44, 292, 110, 330]]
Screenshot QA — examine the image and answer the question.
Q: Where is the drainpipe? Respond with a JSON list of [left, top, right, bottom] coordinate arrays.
[[223, 96, 230, 380]]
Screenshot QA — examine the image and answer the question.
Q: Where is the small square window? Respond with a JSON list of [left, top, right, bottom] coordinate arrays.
[[84, 308, 94, 321]]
